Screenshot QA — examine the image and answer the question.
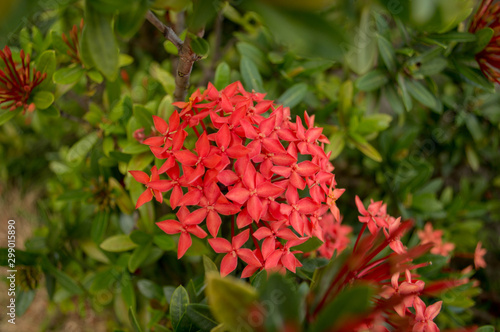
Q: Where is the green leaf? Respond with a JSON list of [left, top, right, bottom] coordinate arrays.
[[240, 56, 264, 93], [16, 290, 35, 317], [414, 58, 448, 76], [355, 69, 389, 92], [123, 143, 150, 154], [41, 257, 84, 295], [405, 80, 440, 112], [474, 28, 494, 53], [129, 307, 143, 332], [128, 242, 153, 273], [465, 144, 480, 171], [67, 132, 99, 164], [121, 273, 136, 309], [128, 152, 154, 172], [349, 133, 382, 162], [310, 285, 373, 332], [357, 114, 392, 135], [384, 85, 404, 115], [32, 91, 54, 110], [36, 50, 56, 89], [412, 193, 444, 212], [397, 74, 413, 112], [84, 2, 119, 80], [42, 106, 60, 117], [293, 237, 323, 253], [326, 130, 345, 160], [236, 42, 270, 75], [190, 34, 210, 57], [377, 34, 396, 72], [0, 109, 21, 126], [188, 0, 220, 31], [346, 8, 377, 75], [428, 31, 476, 43], [477, 326, 495, 332], [214, 62, 230, 90], [150, 63, 175, 95], [90, 268, 118, 292], [203, 255, 218, 275], [153, 235, 176, 251], [170, 286, 190, 331], [465, 113, 484, 142], [88, 0, 134, 13], [115, 0, 148, 39], [137, 279, 163, 300], [187, 304, 218, 331], [87, 70, 103, 83], [205, 273, 258, 330], [130, 230, 152, 245], [91, 210, 109, 244], [277, 83, 308, 108], [0, 248, 38, 266], [454, 61, 495, 92], [100, 234, 138, 252], [53, 66, 85, 85]]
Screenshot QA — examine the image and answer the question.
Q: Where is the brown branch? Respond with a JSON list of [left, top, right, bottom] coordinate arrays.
[[145, 10, 203, 102], [145, 10, 183, 51]]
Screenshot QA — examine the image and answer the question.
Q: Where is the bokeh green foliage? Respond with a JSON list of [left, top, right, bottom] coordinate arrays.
[[0, 0, 499, 331]]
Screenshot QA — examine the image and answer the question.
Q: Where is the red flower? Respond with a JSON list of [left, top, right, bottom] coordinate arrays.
[[0, 46, 46, 113], [412, 297, 442, 332], [129, 166, 163, 208], [208, 229, 261, 277], [469, 0, 500, 83], [156, 206, 207, 258], [474, 241, 487, 269]]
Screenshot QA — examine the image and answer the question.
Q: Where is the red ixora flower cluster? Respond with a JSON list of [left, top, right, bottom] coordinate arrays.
[[0, 46, 46, 113], [469, 0, 500, 83], [130, 81, 348, 277]]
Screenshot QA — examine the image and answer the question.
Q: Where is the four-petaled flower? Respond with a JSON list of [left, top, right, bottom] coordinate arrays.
[[208, 229, 261, 277], [412, 297, 442, 332], [156, 206, 208, 258]]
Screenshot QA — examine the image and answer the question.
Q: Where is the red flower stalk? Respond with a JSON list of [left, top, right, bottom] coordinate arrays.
[[62, 19, 84, 64], [469, 0, 500, 83], [0, 46, 46, 113]]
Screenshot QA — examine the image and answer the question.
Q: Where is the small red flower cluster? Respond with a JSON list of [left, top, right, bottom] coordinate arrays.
[[130, 81, 348, 277], [0, 46, 46, 113], [469, 0, 500, 83], [62, 19, 84, 64]]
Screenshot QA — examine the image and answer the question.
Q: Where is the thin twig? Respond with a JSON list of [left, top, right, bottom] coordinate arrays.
[[145, 10, 202, 102], [145, 10, 183, 51]]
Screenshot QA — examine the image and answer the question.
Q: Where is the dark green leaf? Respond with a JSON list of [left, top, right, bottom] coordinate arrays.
[[67, 132, 99, 164], [16, 290, 36, 317], [129, 307, 143, 332], [84, 2, 119, 80], [153, 235, 176, 251], [170, 285, 190, 331], [293, 237, 323, 252], [137, 279, 163, 300], [186, 304, 218, 331], [91, 210, 110, 244], [0, 109, 21, 126], [474, 28, 494, 53], [41, 257, 84, 295], [397, 74, 413, 112], [454, 61, 495, 92], [88, 0, 135, 14], [121, 273, 136, 309], [130, 230, 152, 245], [32, 91, 54, 110], [349, 133, 382, 162], [115, 0, 148, 39], [190, 35, 210, 57], [36, 50, 56, 89], [406, 80, 440, 112], [428, 32, 476, 43]]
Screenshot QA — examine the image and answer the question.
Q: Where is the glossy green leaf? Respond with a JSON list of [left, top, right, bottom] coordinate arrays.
[[53, 65, 85, 85], [190, 34, 210, 57], [293, 237, 323, 253], [153, 235, 176, 251], [170, 285, 190, 331], [100, 234, 138, 252], [130, 230, 152, 245], [326, 131, 345, 160], [36, 50, 56, 89], [428, 31, 476, 43], [137, 279, 163, 300], [33, 91, 54, 110], [357, 114, 392, 134]]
